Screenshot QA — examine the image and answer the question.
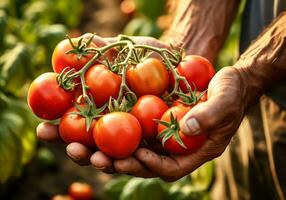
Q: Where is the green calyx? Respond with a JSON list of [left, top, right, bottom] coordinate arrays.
[[65, 34, 95, 60], [69, 102, 106, 132], [108, 95, 136, 113], [176, 88, 207, 106], [156, 112, 187, 149], [56, 68, 78, 91]]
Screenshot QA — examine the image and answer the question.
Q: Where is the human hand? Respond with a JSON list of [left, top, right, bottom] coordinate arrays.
[[37, 62, 253, 180], [87, 66, 250, 181]]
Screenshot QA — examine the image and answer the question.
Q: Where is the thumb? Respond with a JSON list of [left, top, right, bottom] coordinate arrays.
[[179, 96, 229, 135]]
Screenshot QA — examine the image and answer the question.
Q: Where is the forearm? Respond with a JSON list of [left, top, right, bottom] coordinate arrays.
[[161, 0, 240, 63], [234, 12, 286, 107]]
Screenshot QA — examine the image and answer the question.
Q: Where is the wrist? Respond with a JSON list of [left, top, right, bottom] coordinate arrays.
[[232, 63, 264, 108]]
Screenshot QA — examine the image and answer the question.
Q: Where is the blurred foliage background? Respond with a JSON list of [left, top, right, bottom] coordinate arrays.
[[0, 0, 245, 199]]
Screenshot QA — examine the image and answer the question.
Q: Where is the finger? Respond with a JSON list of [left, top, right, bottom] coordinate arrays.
[[114, 157, 155, 178], [90, 151, 114, 173], [180, 67, 244, 136], [135, 148, 181, 181], [66, 142, 92, 166], [82, 33, 108, 47], [104, 36, 169, 48], [37, 122, 61, 142], [179, 95, 232, 136], [175, 136, 231, 173]]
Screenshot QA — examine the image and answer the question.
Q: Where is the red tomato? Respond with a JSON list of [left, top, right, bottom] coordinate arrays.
[[172, 91, 207, 107], [59, 106, 96, 149], [27, 73, 74, 120], [94, 112, 142, 159], [85, 64, 121, 107], [131, 95, 168, 138], [68, 182, 93, 200], [52, 37, 96, 73], [170, 55, 215, 92], [51, 195, 74, 200], [158, 106, 207, 154], [126, 58, 169, 97]]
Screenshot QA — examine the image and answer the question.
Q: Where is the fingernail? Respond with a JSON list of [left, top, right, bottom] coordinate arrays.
[[185, 118, 201, 135]]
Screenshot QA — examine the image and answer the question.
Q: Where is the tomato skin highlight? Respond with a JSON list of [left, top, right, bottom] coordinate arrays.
[[59, 106, 96, 149], [85, 65, 121, 107], [27, 72, 74, 120], [170, 55, 215, 92], [158, 106, 207, 155], [94, 112, 142, 159], [52, 38, 96, 73], [131, 95, 168, 139], [68, 182, 93, 200], [126, 58, 169, 97]]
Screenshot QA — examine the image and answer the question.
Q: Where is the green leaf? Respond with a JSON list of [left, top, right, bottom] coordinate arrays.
[[0, 43, 31, 95], [0, 119, 22, 184], [120, 178, 168, 200], [123, 17, 162, 38], [104, 176, 131, 200], [37, 24, 67, 52], [134, 0, 165, 20], [0, 10, 7, 48], [189, 161, 215, 191]]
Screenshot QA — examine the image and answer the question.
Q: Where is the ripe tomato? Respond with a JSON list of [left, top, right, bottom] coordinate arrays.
[[68, 182, 93, 200], [158, 106, 207, 154], [52, 37, 96, 73], [27, 73, 74, 120], [126, 58, 169, 97], [131, 95, 168, 138], [94, 112, 142, 159], [59, 106, 96, 149], [85, 64, 121, 107], [51, 195, 74, 200], [170, 55, 215, 92]]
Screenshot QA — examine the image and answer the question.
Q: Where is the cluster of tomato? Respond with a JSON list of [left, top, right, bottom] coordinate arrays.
[[27, 34, 215, 159]]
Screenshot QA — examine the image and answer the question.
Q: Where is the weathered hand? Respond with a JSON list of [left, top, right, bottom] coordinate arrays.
[[37, 64, 253, 181], [87, 66, 250, 181]]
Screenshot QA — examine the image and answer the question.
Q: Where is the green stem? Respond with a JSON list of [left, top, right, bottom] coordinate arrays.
[[76, 40, 134, 107], [117, 42, 136, 102]]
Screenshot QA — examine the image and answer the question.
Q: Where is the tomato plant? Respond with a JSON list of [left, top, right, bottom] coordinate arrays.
[[52, 37, 96, 73], [94, 112, 142, 159], [131, 95, 168, 138], [126, 58, 169, 97], [157, 105, 207, 154], [170, 55, 215, 92], [27, 72, 74, 120], [59, 106, 97, 149], [85, 64, 122, 107], [68, 182, 93, 200]]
